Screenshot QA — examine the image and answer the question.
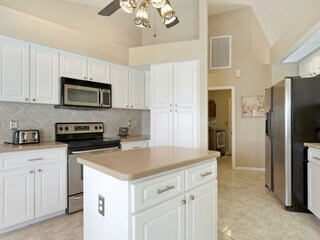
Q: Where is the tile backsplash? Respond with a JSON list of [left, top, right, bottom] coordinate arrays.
[[0, 102, 150, 144]]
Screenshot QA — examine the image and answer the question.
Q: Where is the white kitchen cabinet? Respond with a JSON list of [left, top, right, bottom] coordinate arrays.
[[314, 51, 320, 75], [186, 181, 217, 240], [121, 140, 149, 151], [60, 52, 111, 83], [145, 71, 150, 109], [30, 45, 59, 104], [34, 162, 66, 218], [150, 61, 198, 108], [111, 65, 145, 109], [0, 148, 67, 232], [299, 49, 320, 78], [308, 147, 320, 219], [132, 195, 186, 240], [88, 58, 111, 83], [0, 36, 30, 103], [150, 108, 198, 148], [0, 168, 35, 229]]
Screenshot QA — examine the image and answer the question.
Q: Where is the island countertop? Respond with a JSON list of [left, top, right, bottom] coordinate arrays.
[[304, 143, 320, 149], [78, 146, 220, 181]]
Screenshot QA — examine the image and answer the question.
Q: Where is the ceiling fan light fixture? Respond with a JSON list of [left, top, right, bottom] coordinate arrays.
[[134, 1, 151, 28], [151, 0, 166, 8], [160, 2, 176, 25], [120, 0, 137, 13]]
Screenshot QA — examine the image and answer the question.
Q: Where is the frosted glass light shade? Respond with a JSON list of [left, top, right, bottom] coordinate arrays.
[[120, 0, 137, 13], [151, 0, 166, 8]]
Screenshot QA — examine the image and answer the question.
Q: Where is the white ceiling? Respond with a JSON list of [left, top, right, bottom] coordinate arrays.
[[207, 0, 260, 16]]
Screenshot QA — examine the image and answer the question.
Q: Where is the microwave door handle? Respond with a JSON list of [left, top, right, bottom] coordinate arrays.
[[99, 89, 103, 107]]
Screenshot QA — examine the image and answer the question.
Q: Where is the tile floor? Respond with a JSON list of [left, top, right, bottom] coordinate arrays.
[[1, 156, 320, 240]]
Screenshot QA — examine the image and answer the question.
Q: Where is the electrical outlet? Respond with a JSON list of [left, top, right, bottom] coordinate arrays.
[[10, 120, 18, 130], [127, 120, 132, 128], [98, 194, 105, 216]]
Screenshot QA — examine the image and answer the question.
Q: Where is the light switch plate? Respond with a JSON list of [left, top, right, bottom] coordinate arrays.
[[10, 120, 18, 130], [98, 194, 105, 216]]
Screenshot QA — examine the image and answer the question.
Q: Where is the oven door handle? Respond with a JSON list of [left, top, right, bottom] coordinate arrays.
[[71, 147, 120, 154]]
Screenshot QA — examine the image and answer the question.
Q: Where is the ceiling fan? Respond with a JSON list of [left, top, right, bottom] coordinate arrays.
[[98, 0, 179, 29]]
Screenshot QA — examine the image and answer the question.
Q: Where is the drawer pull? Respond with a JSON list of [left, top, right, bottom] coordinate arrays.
[[181, 200, 186, 205], [313, 157, 320, 161], [200, 172, 213, 177], [132, 147, 141, 149], [157, 185, 175, 194], [28, 158, 44, 162]]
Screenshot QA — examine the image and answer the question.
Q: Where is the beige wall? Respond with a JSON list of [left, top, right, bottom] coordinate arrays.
[[208, 90, 231, 153], [0, 5, 129, 65], [208, 8, 272, 169], [141, 1, 199, 46]]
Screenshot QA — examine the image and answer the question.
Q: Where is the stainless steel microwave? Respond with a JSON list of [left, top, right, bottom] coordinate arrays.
[[58, 77, 111, 109]]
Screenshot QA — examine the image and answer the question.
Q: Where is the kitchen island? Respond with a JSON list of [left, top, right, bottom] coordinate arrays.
[[78, 146, 220, 240]]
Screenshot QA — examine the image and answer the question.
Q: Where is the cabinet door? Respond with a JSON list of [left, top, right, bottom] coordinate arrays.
[[308, 162, 320, 219], [150, 108, 174, 147], [0, 168, 35, 229], [121, 141, 148, 151], [132, 195, 185, 240], [150, 64, 173, 108], [129, 69, 145, 109], [186, 181, 217, 240], [111, 64, 129, 108], [174, 61, 198, 107], [60, 52, 88, 80], [299, 58, 314, 78], [315, 52, 320, 75], [35, 163, 67, 218], [145, 71, 150, 109], [88, 58, 111, 83], [30, 45, 59, 104], [0, 37, 29, 103], [174, 108, 198, 149]]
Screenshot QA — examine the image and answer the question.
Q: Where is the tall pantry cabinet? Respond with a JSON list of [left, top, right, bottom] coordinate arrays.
[[150, 61, 199, 148]]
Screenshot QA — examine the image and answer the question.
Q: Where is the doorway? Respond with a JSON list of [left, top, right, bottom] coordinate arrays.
[[208, 86, 235, 169]]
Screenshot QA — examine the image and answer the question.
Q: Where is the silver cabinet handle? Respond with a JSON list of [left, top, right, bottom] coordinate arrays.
[[157, 185, 175, 194], [132, 147, 141, 149], [200, 172, 213, 177], [90, 77, 93, 80], [29, 170, 34, 174], [38, 169, 42, 172], [126, 105, 129, 108], [181, 200, 186, 205], [190, 195, 195, 201], [25, 98, 29, 101], [71, 196, 83, 200], [28, 158, 44, 162], [32, 98, 36, 102], [131, 106, 133, 108], [175, 104, 178, 106], [84, 77, 87, 79]]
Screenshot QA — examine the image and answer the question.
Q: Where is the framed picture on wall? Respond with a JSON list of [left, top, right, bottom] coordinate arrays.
[[241, 96, 264, 117]]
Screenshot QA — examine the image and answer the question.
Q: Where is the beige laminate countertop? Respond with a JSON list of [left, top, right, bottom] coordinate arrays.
[[0, 141, 68, 153], [304, 143, 320, 149], [78, 146, 220, 181], [109, 135, 150, 142]]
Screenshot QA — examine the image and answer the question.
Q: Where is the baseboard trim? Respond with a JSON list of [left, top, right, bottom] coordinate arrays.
[[234, 167, 265, 172]]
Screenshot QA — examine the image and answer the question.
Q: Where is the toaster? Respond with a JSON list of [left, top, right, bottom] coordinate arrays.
[[12, 130, 40, 145]]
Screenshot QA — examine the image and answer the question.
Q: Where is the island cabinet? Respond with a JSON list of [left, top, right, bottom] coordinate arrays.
[[307, 147, 320, 219], [81, 147, 218, 240], [0, 147, 67, 233]]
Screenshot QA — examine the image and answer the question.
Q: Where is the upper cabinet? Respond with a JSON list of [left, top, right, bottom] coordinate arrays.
[[150, 61, 198, 108], [0, 36, 30, 103], [111, 65, 145, 110], [60, 52, 111, 83], [299, 49, 320, 78], [145, 71, 150, 110], [30, 45, 59, 104]]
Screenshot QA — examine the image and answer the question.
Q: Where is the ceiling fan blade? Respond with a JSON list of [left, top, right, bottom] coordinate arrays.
[[98, 0, 121, 16]]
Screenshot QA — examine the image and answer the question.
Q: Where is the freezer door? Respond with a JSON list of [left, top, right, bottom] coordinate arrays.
[[265, 88, 273, 189], [272, 79, 292, 206]]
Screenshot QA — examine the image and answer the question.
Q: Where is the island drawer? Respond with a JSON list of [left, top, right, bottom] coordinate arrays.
[[131, 170, 185, 213], [308, 148, 320, 164], [186, 161, 217, 191], [0, 148, 67, 170]]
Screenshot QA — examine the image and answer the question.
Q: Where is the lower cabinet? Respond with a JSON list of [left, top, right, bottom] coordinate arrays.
[[308, 160, 320, 219], [0, 148, 67, 231], [121, 140, 149, 151]]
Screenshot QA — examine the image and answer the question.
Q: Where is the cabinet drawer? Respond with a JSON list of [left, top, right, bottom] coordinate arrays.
[[186, 161, 216, 191], [121, 141, 148, 151], [131, 170, 185, 213], [0, 148, 66, 170], [308, 148, 320, 164]]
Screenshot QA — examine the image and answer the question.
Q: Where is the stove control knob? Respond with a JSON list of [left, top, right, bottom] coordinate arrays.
[[94, 126, 98, 130], [99, 126, 103, 130], [59, 127, 63, 131], [65, 127, 69, 131]]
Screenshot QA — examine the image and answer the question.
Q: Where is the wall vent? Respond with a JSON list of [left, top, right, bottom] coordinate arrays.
[[210, 35, 232, 69]]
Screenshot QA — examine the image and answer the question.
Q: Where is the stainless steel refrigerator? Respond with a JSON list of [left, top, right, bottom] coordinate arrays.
[[265, 75, 320, 212]]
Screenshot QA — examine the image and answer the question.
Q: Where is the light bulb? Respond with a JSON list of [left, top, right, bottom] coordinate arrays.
[[151, 0, 166, 8], [120, 0, 137, 13]]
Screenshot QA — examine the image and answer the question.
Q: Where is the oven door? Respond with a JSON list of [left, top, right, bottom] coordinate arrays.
[[67, 147, 120, 213], [64, 84, 100, 107]]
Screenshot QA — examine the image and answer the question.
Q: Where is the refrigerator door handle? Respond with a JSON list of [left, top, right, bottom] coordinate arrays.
[[266, 112, 272, 137]]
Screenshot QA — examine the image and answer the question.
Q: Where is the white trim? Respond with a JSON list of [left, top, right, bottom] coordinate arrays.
[[208, 86, 236, 170], [234, 167, 265, 172], [209, 35, 232, 70]]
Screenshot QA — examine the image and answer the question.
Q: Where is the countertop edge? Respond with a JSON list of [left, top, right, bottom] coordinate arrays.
[[304, 143, 320, 149], [78, 151, 220, 181], [0, 141, 68, 153]]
